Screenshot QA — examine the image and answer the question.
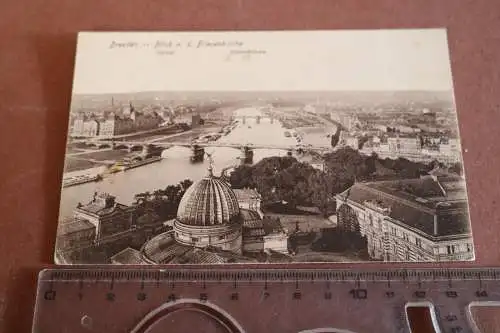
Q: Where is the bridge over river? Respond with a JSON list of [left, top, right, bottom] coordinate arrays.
[[79, 139, 332, 153]]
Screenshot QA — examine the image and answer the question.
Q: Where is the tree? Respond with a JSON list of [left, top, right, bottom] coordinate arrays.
[[324, 147, 369, 182], [229, 165, 254, 189], [330, 126, 342, 148], [308, 171, 336, 216], [180, 179, 193, 191], [134, 191, 151, 205], [165, 185, 179, 203], [449, 162, 463, 175]]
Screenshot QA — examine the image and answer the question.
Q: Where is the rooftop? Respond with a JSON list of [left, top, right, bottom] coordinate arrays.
[[242, 214, 285, 237], [337, 177, 471, 238], [240, 209, 261, 222], [141, 231, 257, 264], [387, 134, 419, 140], [234, 188, 262, 201], [57, 217, 95, 235], [262, 217, 286, 235], [111, 247, 147, 265], [78, 202, 130, 216], [77, 192, 131, 216]]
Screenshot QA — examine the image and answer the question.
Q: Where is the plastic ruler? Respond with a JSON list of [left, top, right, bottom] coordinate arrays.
[[31, 268, 500, 333]]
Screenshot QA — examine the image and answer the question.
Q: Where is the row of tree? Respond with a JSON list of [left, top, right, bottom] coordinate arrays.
[[230, 147, 462, 216], [230, 156, 340, 216], [133, 179, 193, 220]]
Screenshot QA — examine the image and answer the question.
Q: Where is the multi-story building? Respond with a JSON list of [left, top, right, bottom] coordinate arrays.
[[98, 113, 117, 138], [330, 113, 361, 131], [387, 135, 422, 155], [191, 114, 202, 128], [72, 114, 86, 136], [335, 174, 473, 262], [55, 192, 169, 264], [241, 212, 289, 254], [73, 192, 136, 244], [71, 103, 163, 138], [234, 188, 264, 218], [396, 125, 421, 134], [56, 216, 96, 251], [130, 110, 163, 132]]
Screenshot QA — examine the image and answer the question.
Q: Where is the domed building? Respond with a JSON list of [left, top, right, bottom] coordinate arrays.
[[135, 161, 289, 265], [173, 165, 243, 253]]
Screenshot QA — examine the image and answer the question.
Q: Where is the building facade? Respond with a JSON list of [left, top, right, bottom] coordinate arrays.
[[330, 113, 361, 131], [73, 193, 135, 244], [241, 211, 288, 254], [335, 175, 473, 262], [234, 188, 263, 218], [55, 192, 168, 264], [387, 135, 422, 155], [70, 104, 163, 138], [56, 217, 96, 251]]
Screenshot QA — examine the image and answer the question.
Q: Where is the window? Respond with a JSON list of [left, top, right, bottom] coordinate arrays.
[[219, 235, 225, 240], [403, 233, 409, 242], [405, 246, 411, 260], [415, 238, 422, 248], [447, 245, 455, 254], [391, 227, 396, 236], [467, 244, 472, 252], [369, 215, 373, 226], [378, 218, 383, 229], [191, 237, 199, 243]]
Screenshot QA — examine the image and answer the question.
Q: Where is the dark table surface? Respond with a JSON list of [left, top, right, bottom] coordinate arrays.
[[1, 1, 500, 332]]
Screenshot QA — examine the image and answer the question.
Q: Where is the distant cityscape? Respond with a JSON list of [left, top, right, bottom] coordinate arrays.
[[56, 91, 473, 264]]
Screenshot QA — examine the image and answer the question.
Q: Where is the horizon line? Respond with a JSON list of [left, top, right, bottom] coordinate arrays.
[[72, 89, 454, 97]]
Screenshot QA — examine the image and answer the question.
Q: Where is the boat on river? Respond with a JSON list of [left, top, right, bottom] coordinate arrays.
[[122, 156, 162, 171], [62, 174, 102, 188], [108, 162, 125, 173]]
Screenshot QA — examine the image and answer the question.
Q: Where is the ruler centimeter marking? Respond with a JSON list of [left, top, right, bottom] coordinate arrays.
[[33, 268, 500, 333]]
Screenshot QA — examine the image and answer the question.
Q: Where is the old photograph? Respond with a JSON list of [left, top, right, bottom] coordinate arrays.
[[55, 29, 474, 264]]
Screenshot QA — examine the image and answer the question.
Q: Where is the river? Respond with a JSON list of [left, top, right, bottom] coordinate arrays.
[[59, 107, 322, 219]]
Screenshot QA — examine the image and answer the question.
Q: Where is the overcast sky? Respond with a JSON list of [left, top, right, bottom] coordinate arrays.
[[72, 29, 454, 94]]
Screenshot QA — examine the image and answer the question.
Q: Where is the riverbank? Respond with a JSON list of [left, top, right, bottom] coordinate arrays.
[[63, 123, 226, 174], [64, 150, 130, 173]]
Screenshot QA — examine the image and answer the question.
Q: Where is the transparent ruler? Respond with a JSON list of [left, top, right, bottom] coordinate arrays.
[[32, 268, 500, 333]]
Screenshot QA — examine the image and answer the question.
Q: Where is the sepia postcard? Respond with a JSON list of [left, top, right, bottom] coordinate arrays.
[[55, 29, 474, 265]]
